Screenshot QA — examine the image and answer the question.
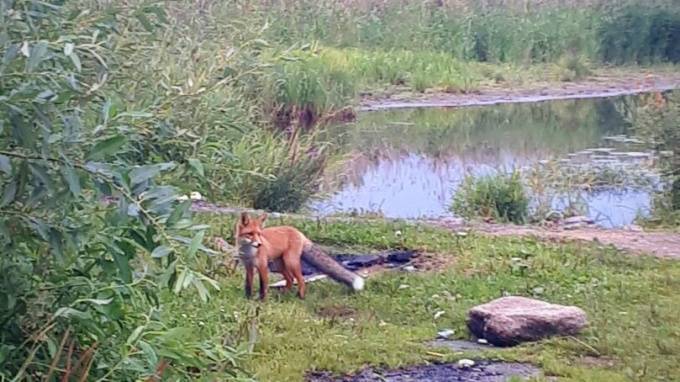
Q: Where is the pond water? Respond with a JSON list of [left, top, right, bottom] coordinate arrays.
[[311, 93, 669, 228]]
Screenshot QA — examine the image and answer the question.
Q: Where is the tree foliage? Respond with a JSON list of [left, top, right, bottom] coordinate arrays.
[[0, 1, 248, 379]]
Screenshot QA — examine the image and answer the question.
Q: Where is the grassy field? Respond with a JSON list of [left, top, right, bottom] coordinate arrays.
[[3, 1, 680, 380], [164, 214, 680, 381]]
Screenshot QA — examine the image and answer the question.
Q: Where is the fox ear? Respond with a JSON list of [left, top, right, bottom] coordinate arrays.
[[259, 213, 268, 224], [240, 212, 250, 226]]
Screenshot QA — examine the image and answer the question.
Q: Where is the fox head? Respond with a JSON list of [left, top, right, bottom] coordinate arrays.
[[235, 212, 268, 251]]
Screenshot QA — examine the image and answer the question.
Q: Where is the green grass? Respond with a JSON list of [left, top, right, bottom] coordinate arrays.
[[166, 214, 680, 381]]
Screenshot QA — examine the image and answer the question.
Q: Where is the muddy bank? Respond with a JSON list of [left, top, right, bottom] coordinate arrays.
[[306, 361, 541, 382], [359, 71, 680, 111], [431, 218, 680, 259]]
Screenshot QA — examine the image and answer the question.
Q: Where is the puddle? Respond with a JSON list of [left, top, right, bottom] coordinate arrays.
[[306, 361, 541, 382], [312, 92, 674, 228]]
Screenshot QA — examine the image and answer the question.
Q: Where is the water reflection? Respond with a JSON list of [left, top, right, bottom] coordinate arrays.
[[312, 95, 658, 227]]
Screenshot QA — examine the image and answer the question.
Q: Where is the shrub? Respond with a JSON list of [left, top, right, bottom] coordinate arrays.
[[452, 171, 530, 224], [599, 4, 680, 64], [557, 54, 592, 81], [0, 1, 249, 379], [633, 92, 680, 226]]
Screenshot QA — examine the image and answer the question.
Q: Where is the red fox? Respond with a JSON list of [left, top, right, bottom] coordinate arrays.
[[234, 212, 365, 300]]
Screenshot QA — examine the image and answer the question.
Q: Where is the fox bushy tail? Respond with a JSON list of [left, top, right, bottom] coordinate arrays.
[[301, 244, 365, 291]]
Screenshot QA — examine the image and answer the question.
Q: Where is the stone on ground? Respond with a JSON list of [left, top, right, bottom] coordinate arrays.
[[467, 296, 587, 346]]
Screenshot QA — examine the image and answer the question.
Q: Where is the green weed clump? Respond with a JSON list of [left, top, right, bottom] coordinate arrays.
[[557, 54, 592, 81], [262, 49, 357, 130], [632, 92, 680, 228], [452, 171, 530, 224]]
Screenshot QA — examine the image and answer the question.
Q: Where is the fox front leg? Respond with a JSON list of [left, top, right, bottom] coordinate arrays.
[[244, 265, 255, 299]]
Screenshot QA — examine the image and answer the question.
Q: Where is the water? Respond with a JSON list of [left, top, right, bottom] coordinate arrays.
[[311, 94, 667, 228]]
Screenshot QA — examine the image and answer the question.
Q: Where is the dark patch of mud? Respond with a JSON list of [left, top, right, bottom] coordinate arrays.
[[359, 73, 680, 111], [316, 304, 357, 319], [306, 361, 541, 382], [427, 339, 497, 352], [300, 250, 420, 276]]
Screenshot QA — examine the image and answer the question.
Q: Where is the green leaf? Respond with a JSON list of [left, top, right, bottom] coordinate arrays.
[[27, 41, 49, 71], [54, 307, 90, 320], [10, 112, 33, 147], [35, 90, 56, 103], [193, 278, 209, 302], [2, 43, 19, 65], [86, 135, 126, 161], [62, 166, 81, 196], [0, 155, 10, 175], [196, 273, 220, 291], [136, 12, 155, 32], [187, 158, 205, 177], [167, 200, 191, 227], [0, 181, 17, 207], [187, 230, 205, 258], [114, 111, 153, 119], [146, 5, 168, 24], [173, 269, 186, 294], [70, 51, 82, 72], [112, 251, 132, 283], [29, 164, 53, 192], [151, 245, 171, 258], [130, 163, 174, 187], [137, 340, 158, 367], [63, 42, 75, 56], [80, 298, 113, 306], [126, 325, 146, 346]]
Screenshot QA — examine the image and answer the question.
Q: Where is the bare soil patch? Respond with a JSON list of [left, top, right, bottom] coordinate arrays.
[[430, 218, 680, 259]]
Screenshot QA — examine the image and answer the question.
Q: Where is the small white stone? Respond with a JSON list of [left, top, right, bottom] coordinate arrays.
[[189, 191, 203, 200], [477, 338, 488, 345], [398, 284, 410, 290], [437, 329, 455, 339], [402, 265, 416, 272], [457, 359, 475, 368], [177, 195, 189, 201]]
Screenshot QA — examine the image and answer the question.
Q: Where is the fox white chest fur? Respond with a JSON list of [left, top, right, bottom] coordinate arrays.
[[237, 239, 259, 267]]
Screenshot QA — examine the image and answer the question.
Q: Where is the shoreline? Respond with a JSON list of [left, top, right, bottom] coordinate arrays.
[[359, 71, 680, 111]]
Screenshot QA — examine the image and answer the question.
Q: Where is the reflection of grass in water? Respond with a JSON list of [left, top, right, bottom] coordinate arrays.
[[525, 158, 660, 221], [325, 97, 631, 161]]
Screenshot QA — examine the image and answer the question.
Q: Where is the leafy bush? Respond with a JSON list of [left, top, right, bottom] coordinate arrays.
[[633, 92, 680, 226], [599, 3, 680, 64], [452, 171, 530, 224], [0, 1, 248, 379]]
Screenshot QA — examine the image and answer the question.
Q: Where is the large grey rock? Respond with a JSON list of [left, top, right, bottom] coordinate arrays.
[[467, 296, 588, 347]]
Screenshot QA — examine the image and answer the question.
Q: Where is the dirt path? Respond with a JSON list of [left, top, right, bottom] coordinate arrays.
[[429, 218, 680, 259], [359, 70, 680, 111], [192, 202, 680, 260]]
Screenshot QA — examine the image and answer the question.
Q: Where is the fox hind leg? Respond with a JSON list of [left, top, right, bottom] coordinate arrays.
[[283, 252, 305, 299], [281, 268, 294, 293]]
